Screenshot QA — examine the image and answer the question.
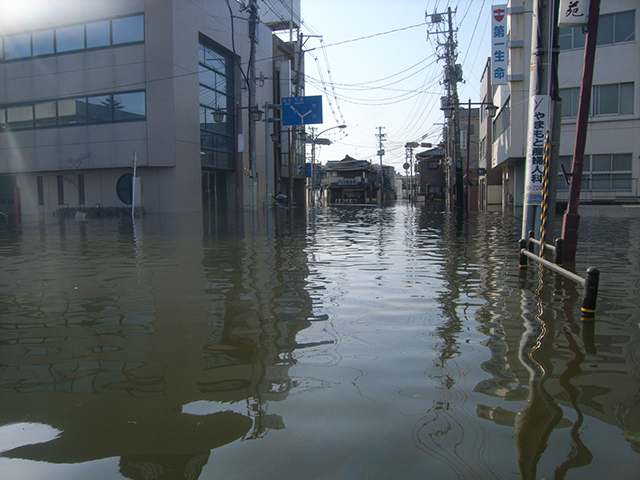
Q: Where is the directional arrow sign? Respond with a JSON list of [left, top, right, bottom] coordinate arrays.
[[281, 96, 323, 126]]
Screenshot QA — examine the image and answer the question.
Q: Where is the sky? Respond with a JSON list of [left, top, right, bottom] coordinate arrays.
[[299, 0, 494, 171]]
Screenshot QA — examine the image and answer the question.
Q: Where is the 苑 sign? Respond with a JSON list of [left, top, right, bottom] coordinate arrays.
[[524, 95, 551, 206], [558, 0, 589, 27], [281, 96, 323, 126], [491, 4, 508, 85]]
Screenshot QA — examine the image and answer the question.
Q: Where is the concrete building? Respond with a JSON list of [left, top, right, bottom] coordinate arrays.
[[481, 0, 639, 212], [0, 0, 304, 219]]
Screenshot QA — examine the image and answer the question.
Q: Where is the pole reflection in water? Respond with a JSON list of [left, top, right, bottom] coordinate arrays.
[[0, 205, 639, 479]]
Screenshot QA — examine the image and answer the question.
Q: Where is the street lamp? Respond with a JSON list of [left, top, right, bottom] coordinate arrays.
[[440, 99, 497, 212], [308, 124, 347, 206]]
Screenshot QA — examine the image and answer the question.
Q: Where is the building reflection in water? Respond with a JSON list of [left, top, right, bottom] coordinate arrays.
[[0, 210, 316, 478]]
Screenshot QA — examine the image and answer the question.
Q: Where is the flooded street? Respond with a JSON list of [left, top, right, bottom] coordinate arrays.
[[1, 203, 639, 479]]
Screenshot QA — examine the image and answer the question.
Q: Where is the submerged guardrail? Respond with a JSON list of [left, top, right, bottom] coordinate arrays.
[[519, 231, 599, 321]]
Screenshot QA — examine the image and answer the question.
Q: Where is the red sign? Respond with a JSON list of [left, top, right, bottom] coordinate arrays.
[[493, 8, 505, 22]]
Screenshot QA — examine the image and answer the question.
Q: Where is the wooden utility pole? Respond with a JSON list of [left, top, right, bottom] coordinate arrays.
[[562, 0, 601, 260]]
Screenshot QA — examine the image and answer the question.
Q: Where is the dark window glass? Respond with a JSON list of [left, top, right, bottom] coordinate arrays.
[[4, 33, 32, 59], [78, 174, 85, 205], [56, 24, 85, 52], [7, 105, 34, 129], [57, 175, 64, 205], [87, 95, 113, 122], [597, 13, 614, 45], [37, 176, 44, 206], [32, 30, 54, 56], [86, 20, 110, 48], [615, 11, 635, 43], [596, 84, 618, 115], [558, 28, 572, 50], [113, 91, 146, 120], [620, 83, 634, 114], [613, 154, 632, 171], [35, 101, 57, 127], [58, 98, 87, 124], [573, 27, 585, 49], [592, 154, 611, 171], [112, 15, 144, 44]]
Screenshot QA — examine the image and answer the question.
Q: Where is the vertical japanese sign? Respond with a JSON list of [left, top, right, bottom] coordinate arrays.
[[558, 0, 589, 27], [524, 95, 551, 206], [491, 4, 508, 85]]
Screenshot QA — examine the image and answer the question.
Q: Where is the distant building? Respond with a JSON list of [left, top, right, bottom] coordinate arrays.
[[416, 146, 446, 201], [321, 155, 378, 204], [0, 0, 305, 219]]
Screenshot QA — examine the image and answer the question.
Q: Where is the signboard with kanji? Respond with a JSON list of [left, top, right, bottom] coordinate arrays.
[[524, 95, 551, 206], [558, 0, 589, 27], [281, 96, 323, 126], [491, 4, 508, 85]]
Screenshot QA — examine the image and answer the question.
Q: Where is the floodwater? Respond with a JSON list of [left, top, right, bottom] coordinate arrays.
[[0, 204, 639, 480]]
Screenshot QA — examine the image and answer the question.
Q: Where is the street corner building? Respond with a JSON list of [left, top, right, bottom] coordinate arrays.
[[0, 0, 305, 219]]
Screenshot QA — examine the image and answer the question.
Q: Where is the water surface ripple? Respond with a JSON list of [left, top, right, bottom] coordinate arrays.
[[1, 205, 639, 479]]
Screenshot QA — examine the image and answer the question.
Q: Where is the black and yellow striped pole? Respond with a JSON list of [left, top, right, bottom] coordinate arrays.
[[539, 131, 551, 259]]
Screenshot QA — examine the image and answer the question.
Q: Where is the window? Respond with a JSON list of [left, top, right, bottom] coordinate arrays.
[[86, 20, 110, 48], [560, 83, 634, 117], [57, 175, 64, 205], [87, 95, 112, 122], [37, 176, 44, 206], [112, 15, 144, 44], [7, 105, 34, 129], [1, 13, 144, 61], [58, 98, 88, 125], [560, 10, 635, 50], [78, 174, 85, 206], [32, 30, 54, 56], [0, 91, 144, 131], [557, 153, 632, 191], [199, 38, 235, 171], [113, 92, 146, 121], [4, 33, 31, 59], [56, 24, 85, 52], [35, 102, 57, 127]]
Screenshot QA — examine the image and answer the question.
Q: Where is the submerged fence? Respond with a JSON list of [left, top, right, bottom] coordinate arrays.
[[519, 231, 599, 321]]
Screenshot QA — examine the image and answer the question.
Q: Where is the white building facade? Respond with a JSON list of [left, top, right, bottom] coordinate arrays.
[[482, 0, 638, 212]]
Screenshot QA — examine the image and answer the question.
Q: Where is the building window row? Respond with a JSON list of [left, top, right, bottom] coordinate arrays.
[[199, 38, 236, 172], [1, 13, 144, 61], [560, 82, 634, 118], [559, 10, 635, 50], [0, 91, 146, 131], [558, 153, 633, 191]]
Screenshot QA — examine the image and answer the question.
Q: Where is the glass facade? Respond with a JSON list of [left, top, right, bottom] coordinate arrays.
[[199, 39, 235, 171]]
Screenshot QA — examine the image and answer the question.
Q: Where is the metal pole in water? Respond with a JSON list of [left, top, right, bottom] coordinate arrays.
[[132, 151, 137, 220], [581, 267, 599, 321]]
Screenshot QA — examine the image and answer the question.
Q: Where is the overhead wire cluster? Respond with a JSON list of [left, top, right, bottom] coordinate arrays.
[[301, 0, 493, 168]]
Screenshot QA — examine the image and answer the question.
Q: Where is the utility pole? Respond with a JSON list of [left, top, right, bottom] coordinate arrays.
[[521, 0, 561, 240], [376, 126, 386, 203], [562, 0, 601, 260], [248, 0, 258, 211], [430, 8, 462, 211]]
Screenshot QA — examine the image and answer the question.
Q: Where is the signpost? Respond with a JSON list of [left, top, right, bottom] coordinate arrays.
[[281, 96, 323, 126]]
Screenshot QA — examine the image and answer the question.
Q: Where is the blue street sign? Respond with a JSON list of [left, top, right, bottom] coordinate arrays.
[[281, 96, 323, 126]]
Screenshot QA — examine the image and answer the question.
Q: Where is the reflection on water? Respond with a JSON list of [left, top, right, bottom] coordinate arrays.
[[1, 205, 639, 479]]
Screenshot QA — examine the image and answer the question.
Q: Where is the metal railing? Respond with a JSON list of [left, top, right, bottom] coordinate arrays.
[[519, 232, 599, 321]]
